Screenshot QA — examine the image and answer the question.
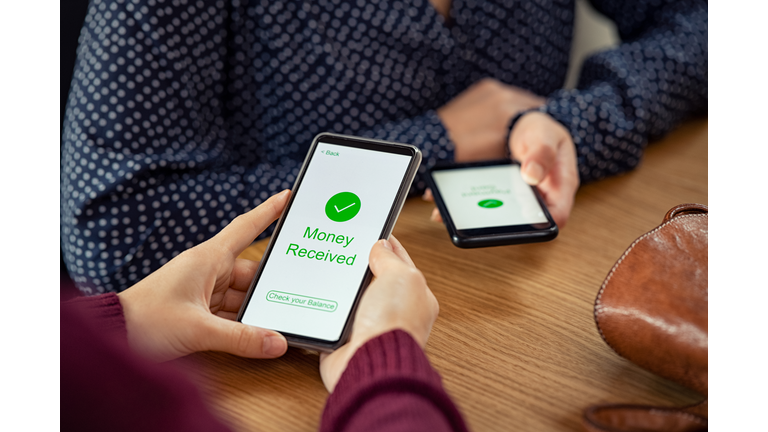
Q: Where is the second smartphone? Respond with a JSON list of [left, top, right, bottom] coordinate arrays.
[[237, 133, 421, 352], [427, 159, 558, 248]]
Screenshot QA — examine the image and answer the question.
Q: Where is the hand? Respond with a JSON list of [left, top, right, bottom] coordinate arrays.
[[117, 190, 291, 362], [437, 78, 545, 162], [509, 111, 579, 227], [319, 236, 439, 392], [424, 112, 579, 227]]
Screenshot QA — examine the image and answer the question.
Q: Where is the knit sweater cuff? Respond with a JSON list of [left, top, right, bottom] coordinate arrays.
[[321, 329, 468, 432], [61, 293, 128, 340], [337, 329, 440, 386]]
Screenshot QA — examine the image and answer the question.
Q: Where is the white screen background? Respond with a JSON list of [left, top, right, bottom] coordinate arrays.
[[432, 165, 548, 230]]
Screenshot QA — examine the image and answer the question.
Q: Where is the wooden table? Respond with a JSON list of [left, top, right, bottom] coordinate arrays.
[[182, 119, 708, 431]]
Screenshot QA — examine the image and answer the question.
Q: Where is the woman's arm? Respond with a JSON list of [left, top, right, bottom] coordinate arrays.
[[321, 330, 468, 432], [61, 293, 233, 432], [537, 0, 708, 183], [61, 0, 453, 295], [319, 238, 468, 432]]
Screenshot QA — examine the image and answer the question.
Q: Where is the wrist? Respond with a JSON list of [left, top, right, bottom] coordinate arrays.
[[333, 329, 435, 390], [323, 326, 428, 392], [437, 108, 506, 162], [63, 293, 128, 338], [116, 282, 167, 361], [116, 287, 142, 354], [350, 323, 429, 353]]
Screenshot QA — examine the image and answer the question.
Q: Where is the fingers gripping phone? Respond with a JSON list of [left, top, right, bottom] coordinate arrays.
[[237, 133, 421, 352], [426, 159, 558, 248]]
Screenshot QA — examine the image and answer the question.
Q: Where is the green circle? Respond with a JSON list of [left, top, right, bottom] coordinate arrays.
[[478, 199, 504, 209], [325, 192, 362, 222]]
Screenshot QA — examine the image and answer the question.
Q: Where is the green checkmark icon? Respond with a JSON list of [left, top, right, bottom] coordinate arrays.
[[478, 199, 503, 209], [325, 192, 361, 222]]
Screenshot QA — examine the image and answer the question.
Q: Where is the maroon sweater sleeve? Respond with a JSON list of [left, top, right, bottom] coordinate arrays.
[[321, 330, 470, 432], [61, 293, 232, 432]]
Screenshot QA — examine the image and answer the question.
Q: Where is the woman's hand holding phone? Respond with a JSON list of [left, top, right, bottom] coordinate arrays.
[[319, 236, 439, 392], [117, 190, 292, 362], [433, 90, 580, 228], [116, 185, 438, 393], [509, 112, 579, 228]]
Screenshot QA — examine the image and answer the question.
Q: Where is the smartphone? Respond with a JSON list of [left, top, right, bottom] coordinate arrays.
[[426, 159, 558, 248], [237, 133, 421, 352]]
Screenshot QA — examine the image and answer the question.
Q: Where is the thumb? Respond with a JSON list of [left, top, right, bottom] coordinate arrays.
[[518, 135, 559, 186], [200, 315, 288, 358], [510, 114, 561, 186]]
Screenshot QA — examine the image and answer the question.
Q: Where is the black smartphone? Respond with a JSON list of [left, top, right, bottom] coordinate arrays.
[[237, 133, 421, 352], [426, 159, 558, 248]]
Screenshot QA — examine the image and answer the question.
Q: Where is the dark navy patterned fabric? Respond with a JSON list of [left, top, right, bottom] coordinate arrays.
[[61, 0, 707, 294]]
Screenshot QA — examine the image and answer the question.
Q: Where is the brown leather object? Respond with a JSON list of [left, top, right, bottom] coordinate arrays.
[[585, 204, 708, 431], [594, 203, 708, 395]]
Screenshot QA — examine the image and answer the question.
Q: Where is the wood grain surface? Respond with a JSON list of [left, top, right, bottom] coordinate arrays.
[[178, 118, 708, 432]]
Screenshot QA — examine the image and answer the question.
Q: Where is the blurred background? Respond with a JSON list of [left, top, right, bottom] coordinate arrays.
[[59, 0, 619, 292]]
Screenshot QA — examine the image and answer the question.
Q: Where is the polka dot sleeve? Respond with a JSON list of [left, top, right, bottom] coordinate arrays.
[[60, 0, 291, 294], [60, 0, 454, 294], [540, 0, 707, 183]]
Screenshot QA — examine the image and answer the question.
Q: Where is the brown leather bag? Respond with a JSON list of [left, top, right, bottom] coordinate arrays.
[[583, 204, 708, 432]]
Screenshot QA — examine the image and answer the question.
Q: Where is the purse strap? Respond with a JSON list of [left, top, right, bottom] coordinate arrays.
[[663, 203, 709, 222], [583, 401, 708, 432]]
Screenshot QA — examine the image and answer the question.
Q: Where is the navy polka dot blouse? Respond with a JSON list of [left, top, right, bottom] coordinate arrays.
[[61, 0, 708, 294]]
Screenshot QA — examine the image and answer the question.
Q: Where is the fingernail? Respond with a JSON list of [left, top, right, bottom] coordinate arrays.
[[380, 239, 392, 250], [430, 208, 440, 222], [522, 162, 544, 186], [263, 334, 286, 356]]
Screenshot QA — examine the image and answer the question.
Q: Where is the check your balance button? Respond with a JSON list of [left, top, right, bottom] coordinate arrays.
[[266, 291, 338, 312]]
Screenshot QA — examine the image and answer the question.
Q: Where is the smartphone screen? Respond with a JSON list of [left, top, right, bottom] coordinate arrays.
[[239, 136, 418, 346], [431, 164, 548, 230]]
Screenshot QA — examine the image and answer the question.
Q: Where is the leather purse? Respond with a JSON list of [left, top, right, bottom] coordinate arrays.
[[583, 203, 708, 432]]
